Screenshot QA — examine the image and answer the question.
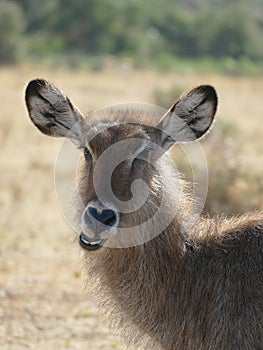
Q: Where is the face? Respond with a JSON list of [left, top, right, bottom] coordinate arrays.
[[25, 79, 217, 253], [77, 122, 164, 252]]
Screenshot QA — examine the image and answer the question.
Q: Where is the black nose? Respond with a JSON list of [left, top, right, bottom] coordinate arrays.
[[87, 206, 117, 227]]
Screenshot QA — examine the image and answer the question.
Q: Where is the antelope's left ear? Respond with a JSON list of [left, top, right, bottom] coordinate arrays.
[[157, 85, 218, 150]]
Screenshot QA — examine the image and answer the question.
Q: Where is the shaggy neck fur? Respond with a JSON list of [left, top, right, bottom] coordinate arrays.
[[84, 209, 262, 350]]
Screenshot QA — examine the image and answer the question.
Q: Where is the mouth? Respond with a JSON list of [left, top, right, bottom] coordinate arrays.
[[79, 232, 105, 251]]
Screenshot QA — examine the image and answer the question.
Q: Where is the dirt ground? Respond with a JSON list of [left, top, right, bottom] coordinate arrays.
[[0, 65, 262, 349]]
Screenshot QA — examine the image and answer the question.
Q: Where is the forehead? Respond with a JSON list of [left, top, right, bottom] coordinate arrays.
[[86, 122, 150, 156]]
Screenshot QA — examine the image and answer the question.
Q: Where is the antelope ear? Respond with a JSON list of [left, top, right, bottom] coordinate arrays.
[[157, 85, 217, 150], [25, 79, 86, 146]]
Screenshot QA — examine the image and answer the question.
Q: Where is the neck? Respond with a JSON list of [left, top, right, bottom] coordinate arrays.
[[84, 212, 192, 347]]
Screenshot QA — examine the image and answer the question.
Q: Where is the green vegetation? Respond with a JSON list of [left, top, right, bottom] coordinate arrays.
[[0, 1, 24, 63], [1, 0, 263, 73]]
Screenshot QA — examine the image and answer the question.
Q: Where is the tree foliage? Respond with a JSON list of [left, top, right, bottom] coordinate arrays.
[[1, 0, 263, 66], [0, 1, 24, 63]]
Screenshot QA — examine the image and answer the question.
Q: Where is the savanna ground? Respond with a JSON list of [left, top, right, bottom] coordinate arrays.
[[0, 65, 262, 349]]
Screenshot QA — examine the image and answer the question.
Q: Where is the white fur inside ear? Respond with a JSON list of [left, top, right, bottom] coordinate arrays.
[[157, 85, 217, 147], [40, 85, 69, 112], [161, 113, 199, 141]]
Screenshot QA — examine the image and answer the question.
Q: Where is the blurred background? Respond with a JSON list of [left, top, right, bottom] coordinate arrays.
[[0, 0, 262, 349], [1, 0, 263, 73]]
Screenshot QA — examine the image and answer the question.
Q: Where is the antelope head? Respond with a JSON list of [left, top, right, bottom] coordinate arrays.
[[25, 79, 217, 252]]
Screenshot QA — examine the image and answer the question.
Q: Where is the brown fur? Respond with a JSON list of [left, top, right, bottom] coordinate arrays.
[[25, 80, 263, 349], [84, 213, 262, 349], [79, 113, 262, 350]]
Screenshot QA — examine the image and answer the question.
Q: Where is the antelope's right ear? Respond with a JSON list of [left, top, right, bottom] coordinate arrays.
[[25, 79, 85, 146], [156, 85, 218, 150]]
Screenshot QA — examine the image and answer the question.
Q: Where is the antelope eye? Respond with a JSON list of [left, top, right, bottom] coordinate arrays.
[[83, 147, 92, 161], [131, 148, 150, 171], [131, 157, 140, 172]]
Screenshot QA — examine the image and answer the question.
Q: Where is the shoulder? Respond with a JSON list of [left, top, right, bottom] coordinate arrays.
[[220, 212, 263, 236], [197, 213, 263, 260]]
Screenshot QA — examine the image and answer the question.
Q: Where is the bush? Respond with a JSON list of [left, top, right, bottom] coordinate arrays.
[[0, 1, 24, 63], [201, 121, 263, 214], [153, 83, 185, 107]]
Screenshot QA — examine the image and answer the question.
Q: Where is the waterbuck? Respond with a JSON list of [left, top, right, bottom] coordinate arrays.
[[25, 79, 262, 350]]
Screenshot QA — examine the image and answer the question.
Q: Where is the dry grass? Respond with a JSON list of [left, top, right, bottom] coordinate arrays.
[[0, 64, 262, 349]]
